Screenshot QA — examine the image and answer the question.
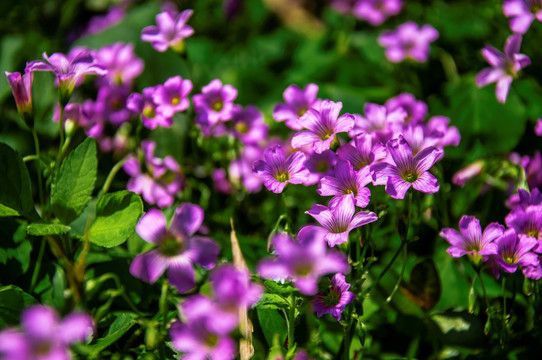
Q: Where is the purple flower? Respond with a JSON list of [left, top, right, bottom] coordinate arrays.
[[398, 117, 460, 156], [153, 75, 192, 118], [475, 34, 531, 103], [141, 9, 194, 52], [209, 264, 263, 312], [535, 118, 542, 136], [291, 99, 354, 154], [304, 149, 338, 186], [439, 216, 503, 260], [503, 0, 542, 34], [127, 86, 173, 129], [212, 168, 233, 194], [349, 103, 406, 144], [123, 140, 184, 207], [378, 22, 439, 63], [304, 194, 378, 247], [492, 229, 539, 274], [170, 295, 237, 360], [229, 105, 268, 145], [370, 135, 443, 199], [508, 188, 542, 210], [95, 84, 133, 127], [385, 93, 428, 124], [313, 273, 355, 321], [353, 0, 403, 26], [336, 133, 387, 172], [95, 42, 144, 86], [4, 71, 33, 124], [193, 79, 238, 131], [0, 305, 93, 360], [130, 204, 220, 293], [26, 51, 106, 104], [505, 205, 542, 240], [258, 227, 350, 295], [252, 145, 310, 193], [273, 83, 320, 130], [317, 160, 372, 208]]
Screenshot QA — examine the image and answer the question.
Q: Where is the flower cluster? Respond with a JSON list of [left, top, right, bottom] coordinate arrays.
[[330, 0, 403, 26]]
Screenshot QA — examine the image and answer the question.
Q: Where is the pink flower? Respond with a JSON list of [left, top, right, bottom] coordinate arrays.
[[378, 22, 439, 63], [141, 9, 194, 52]]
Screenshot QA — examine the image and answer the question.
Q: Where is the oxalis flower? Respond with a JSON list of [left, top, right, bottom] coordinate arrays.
[[378, 22, 439, 63], [258, 227, 349, 295], [313, 273, 355, 321], [273, 83, 320, 131], [141, 9, 194, 52], [5, 71, 33, 126], [503, 0, 542, 34], [130, 204, 220, 293], [291, 99, 354, 154], [304, 194, 378, 247], [491, 229, 539, 275], [371, 135, 443, 199], [475, 34, 531, 103], [252, 144, 310, 193], [0, 305, 93, 360], [317, 160, 373, 208], [439, 215, 504, 263]]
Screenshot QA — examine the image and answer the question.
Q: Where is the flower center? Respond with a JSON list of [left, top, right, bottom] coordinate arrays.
[[34, 342, 52, 356], [295, 263, 313, 277], [171, 96, 181, 106], [503, 254, 517, 265], [297, 106, 308, 117], [235, 122, 248, 134], [316, 161, 329, 173], [143, 105, 156, 119], [212, 100, 223, 112], [402, 172, 418, 183], [205, 333, 219, 348], [322, 288, 341, 307], [526, 229, 540, 240], [275, 172, 290, 183], [159, 236, 183, 257], [111, 98, 123, 111], [321, 132, 332, 141]]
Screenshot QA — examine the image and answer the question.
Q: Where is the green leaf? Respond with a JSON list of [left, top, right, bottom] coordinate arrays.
[[0, 285, 37, 327], [51, 137, 97, 224], [257, 308, 287, 347], [255, 293, 291, 310], [89, 191, 143, 248], [264, 280, 296, 295], [0, 142, 38, 220], [83, 313, 137, 356], [27, 222, 71, 236]]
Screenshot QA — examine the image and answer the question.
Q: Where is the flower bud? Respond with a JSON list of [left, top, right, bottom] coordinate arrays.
[[5, 71, 34, 127]]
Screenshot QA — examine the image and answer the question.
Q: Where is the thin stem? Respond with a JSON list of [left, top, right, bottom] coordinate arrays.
[[360, 241, 407, 298], [54, 102, 65, 175], [287, 294, 296, 349], [477, 269, 489, 309], [160, 279, 169, 333], [29, 239, 46, 292], [501, 277, 508, 346], [99, 156, 129, 197], [32, 129, 44, 211], [281, 191, 291, 232], [23, 154, 40, 162], [385, 243, 407, 303]]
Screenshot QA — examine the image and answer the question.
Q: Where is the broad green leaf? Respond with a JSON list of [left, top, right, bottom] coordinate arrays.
[[89, 191, 143, 248], [0, 285, 37, 327], [51, 137, 97, 225], [264, 280, 296, 295], [255, 293, 290, 310], [27, 222, 71, 236], [257, 308, 287, 347], [82, 313, 137, 356], [0, 142, 38, 220]]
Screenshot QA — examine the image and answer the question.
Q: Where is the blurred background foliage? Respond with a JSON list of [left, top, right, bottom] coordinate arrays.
[[2, 0, 542, 358]]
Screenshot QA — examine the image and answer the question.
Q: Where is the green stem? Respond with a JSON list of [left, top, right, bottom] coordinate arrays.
[[476, 269, 489, 309], [287, 294, 296, 349], [160, 279, 169, 333], [99, 156, 129, 197], [29, 239, 46, 292], [32, 129, 44, 211], [501, 277, 507, 346], [360, 241, 406, 298], [54, 102, 65, 175], [281, 191, 291, 232], [23, 154, 40, 162], [385, 243, 407, 304]]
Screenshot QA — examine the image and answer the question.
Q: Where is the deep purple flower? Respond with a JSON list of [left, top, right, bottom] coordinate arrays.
[[252, 145, 310, 193], [123, 140, 184, 207], [505, 205, 542, 241], [209, 264, 263, 312], [336, 133, 387, 172], [520, 151, 542, 190], [503, 0, 542, 34], [26, 51, 106, 103], [353, 0, 403, 26], [291, 99, 354, 154], [313, 273, 355, 321], [258, 227, 350, 295], [95, 42, 144, 86], [398, 117, 460, 156], [371, 135, 443, 199], [440, 216, 503, 260], [303, 149, 338, 186], [130, 204, 220, 293], [378, 22, 439, 63], [0, 305, 93, 360], [5, 71, 33, 123], [535, 118, 542, 136], [492, 229, 539, 274], [153, 75, 192, 118], [141, 9, 194, 52], [305, 194, 378, 247], [127, 86, 173, 129], [317, 160, 372, 208], [475, 34, 531, 103], [349, 103, 406, 144], [273, 83, 320, 130], [193, 79, 238, 131], [212, 168, 233, 194], [385, 93, 428, 124], [508, 188, 542, 210], [170, 295, 237, 360]]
